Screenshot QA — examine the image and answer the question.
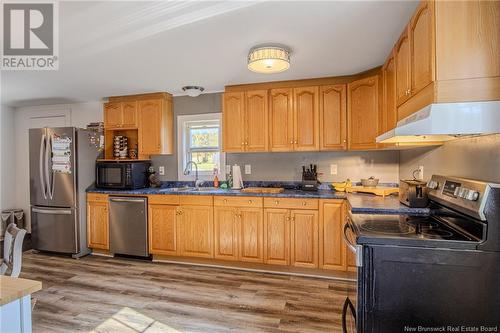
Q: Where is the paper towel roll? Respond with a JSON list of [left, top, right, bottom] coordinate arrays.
[[232, 164, 243, 190]]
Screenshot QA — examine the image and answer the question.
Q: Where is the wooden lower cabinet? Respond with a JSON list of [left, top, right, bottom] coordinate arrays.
[[87, 195, 109, 250], [263, 209, 290, 265], [290, 210, 319, 268], [319, 200, 346, 271], [148, 204, 179, 255], [214, 206, 239, 260], [238, 208, 264, 263], [178, 205, 214, 258]]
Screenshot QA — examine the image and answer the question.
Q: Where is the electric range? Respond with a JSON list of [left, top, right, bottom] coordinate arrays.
[[342, 175, 500, 333]]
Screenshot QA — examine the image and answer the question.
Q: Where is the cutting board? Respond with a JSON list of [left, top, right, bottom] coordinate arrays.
[[346, 186, 399, 197], [241, 187, 284, 194]]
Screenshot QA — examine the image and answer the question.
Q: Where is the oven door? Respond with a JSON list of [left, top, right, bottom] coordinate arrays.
[[96, 163, 126, 188], [342, 214, 363, 333]]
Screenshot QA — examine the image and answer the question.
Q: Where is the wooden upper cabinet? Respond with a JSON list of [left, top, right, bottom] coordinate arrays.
[[319, 84, 347, 150], [245, 90, 268, 152], [178, 205, 214, 258], [121, 101, 138, 128], [222, 92, 245, 152], [138, 99, 162, 156], [410, 0, 435, 95], [382, 53, 397, 133], [104, 103, 123, 129], [87, 199, 109, 250], [319, 200, 345, 271], [290, 209, 318, 268], [238, 207, 264, 263], [395, 28, 411, 106], [148, 204, 178, 255], [347, 75, 380, 150], [293, 86, 320, 151], [269, 88, 294, 152], [214, 206, 238, 261]]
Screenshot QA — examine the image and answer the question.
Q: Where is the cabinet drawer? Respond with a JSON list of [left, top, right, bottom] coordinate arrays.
[[264, 198, 318, 210], [148, 195, 179, 205], [179, 195, 213, 206], [214, 196, 263, 208], [87, 193, 109, 202]]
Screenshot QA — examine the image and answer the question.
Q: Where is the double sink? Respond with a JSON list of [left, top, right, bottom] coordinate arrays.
[[158, 187, 219, 193]]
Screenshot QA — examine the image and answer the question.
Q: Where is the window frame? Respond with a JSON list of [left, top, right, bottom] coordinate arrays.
[[177, 113, 225, 181]]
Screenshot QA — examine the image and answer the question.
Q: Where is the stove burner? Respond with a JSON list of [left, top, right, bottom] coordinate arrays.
[[420, 229, 454, 239], [359, 220, 415, 235], [406, 217, 439, 229]]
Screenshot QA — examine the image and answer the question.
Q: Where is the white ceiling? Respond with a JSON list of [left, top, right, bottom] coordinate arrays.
[[2, 1, 418, 107]]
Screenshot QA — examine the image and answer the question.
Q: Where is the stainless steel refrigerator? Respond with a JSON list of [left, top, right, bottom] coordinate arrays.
[[29, 127, 99, 258]]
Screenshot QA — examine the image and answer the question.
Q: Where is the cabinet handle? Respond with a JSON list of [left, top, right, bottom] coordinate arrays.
[[274, 200, 279, 205], [343, 139, 347, 143], [290, 140, 294, 144], [286, 216, 290, 221], [241, 142, 245, 145], [302, 201, 307, 206], [294, 140, 298, 144], [248, 200, 253, 204], [223, 199, 228, 204]]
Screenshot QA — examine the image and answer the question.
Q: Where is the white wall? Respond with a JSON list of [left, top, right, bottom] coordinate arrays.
[[13, 102, 102, 230], [1, 105, 16, 212]]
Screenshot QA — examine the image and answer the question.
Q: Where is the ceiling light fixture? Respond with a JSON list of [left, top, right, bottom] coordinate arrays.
[[247, 45, 290, 74], [182, 86, 205, 97]]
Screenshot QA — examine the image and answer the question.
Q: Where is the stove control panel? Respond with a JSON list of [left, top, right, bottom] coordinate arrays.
[[428, 175, 499, 221]]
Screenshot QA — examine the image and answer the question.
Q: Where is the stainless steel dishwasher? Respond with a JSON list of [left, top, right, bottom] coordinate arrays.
[[109, 196, 149, 257]]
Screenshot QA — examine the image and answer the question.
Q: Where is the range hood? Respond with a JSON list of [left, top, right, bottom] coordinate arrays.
[[376, 101, 500, 145]]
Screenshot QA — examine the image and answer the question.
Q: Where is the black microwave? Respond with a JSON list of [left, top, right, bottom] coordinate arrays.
[[95, 161, 151, 189]]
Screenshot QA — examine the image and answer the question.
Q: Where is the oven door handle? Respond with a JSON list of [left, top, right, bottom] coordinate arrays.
[[343, 219, 363, 267]]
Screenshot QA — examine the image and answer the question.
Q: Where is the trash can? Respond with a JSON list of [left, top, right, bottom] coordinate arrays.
[[1, 209, 25, 236]]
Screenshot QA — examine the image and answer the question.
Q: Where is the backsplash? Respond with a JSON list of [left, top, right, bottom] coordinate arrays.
[[400, 134, 500, 183]]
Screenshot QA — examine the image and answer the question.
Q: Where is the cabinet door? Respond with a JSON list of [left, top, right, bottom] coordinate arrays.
[[223, 92, 245, 152], [269, 88, 294, 152], [290, 210, 318, 268], [410, 0, 434, 95], [245, 90, 268, 152], [263, 209, 290, 265], [319, 200, 345, 270], [148, 204, 178, 255], [138, 99, 162, 155], [214, 206, 238, 260], [395, 28, 411, 106], [87, 201, 109, 250], [121, 101, 138, 128], [179, 205, 214, 258], [319, 84, 347, 150], [382, 54, 397, 133], [104, 102, 122, 129], [238, 207, 264, 263], [293, 86, 320, 151], [347, 75, 380, 150]]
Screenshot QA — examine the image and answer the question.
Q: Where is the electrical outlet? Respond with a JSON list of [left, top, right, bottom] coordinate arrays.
[[226, 165, 231, 174], [418, 166, 424, 180], [158, 166, 165, 176], [245, 164, 251, 175], [330, 164, 338, 175]]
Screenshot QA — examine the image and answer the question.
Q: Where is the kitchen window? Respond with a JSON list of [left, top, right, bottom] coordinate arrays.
[[177, 113, 225, 181]]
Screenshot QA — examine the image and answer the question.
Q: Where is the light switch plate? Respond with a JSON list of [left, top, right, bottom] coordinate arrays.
[[417, 166, 424, 180], [226, 165, 231, 174], [330, 164, 338, 175], [158, 166, 165, 175], [245, 164, 251, 175]]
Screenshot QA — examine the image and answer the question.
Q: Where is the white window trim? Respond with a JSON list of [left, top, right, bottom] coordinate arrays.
[[177, 113, 226, 182]]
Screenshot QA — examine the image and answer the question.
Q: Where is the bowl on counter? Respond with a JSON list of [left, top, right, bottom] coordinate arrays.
[[361, 177, 379, 188]]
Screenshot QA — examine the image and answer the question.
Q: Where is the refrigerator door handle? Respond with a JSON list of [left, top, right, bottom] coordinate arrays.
[[46, 134, 55, 200], [39, 134, 47, 199], [32, 208, 72, 215]]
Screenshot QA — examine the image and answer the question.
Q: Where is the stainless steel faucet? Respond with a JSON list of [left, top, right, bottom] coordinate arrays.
[[183, 161, 204, 188]]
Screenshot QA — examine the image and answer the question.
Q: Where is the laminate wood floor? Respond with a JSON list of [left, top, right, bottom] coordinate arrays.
[[20, 251, 356, 333]]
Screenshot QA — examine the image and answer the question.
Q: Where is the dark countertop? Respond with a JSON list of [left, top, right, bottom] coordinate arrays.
[[347, 193, 430, 215], [87, 185, 429, 215]]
